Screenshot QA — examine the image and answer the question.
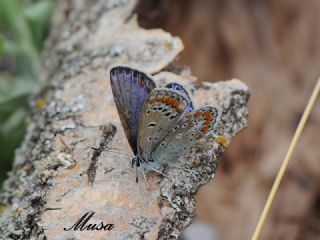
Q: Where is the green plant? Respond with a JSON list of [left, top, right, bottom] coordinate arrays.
[[0, 0, 52, 187]]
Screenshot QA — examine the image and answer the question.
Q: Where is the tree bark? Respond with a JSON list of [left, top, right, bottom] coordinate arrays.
[[0, 1, 249, 239]]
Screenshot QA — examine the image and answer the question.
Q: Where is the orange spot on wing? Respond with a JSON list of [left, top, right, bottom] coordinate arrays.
[[201, 125, 209, 133], [172, 99, 179, 108], [154, 95, 185, 112], [194, 111, 202, 118], [140, 78, 145, 87], [167, 98, 175, 105], [203, 111, 211, 120], [163, 97, 178, 107]]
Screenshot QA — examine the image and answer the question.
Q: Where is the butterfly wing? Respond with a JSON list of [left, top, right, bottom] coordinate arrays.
[[165, 83, 193, 112], [110, 66, 156, 154], [150, 106, 220, 165], [137, 88, 192, 162]]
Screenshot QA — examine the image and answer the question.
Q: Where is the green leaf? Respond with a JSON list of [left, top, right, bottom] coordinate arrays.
[[0, 94, 29, 120], [0, 107, 27, 136], [0, 0, 29, 43], [0, 0, 53, 188], [2, 39, 20, 55], [24, 0, 53, 51], [0, 75, 35, 120], [0, 0, 21, 28], [0, 0, 40, 79], [0, 107, 27, 182], [0, 35, 3, 56], [0, 74, 12, 97]]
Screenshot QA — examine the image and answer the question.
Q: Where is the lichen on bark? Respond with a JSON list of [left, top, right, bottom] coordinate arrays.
[[0, 1, 249, 239]]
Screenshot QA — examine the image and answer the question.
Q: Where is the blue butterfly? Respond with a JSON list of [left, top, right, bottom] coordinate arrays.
[[110, 66, 219, 174]]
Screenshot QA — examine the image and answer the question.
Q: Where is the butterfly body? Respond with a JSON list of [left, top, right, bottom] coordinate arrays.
[[110, 66, 219, 172]]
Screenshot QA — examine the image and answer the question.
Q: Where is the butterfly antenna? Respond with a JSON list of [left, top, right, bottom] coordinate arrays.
[[105, 147, 134, 158]]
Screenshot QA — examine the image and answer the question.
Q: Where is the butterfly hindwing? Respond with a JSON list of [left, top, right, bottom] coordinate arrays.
[[137, 88, 192, 162], [110, 66, 156, 154], [165, 83, 193, 112], [150, 106, 220, 164]]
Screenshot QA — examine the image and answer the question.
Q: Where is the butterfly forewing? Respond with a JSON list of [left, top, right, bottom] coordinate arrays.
[[137, 88, 192, 162], [110, 66, 156, 154]]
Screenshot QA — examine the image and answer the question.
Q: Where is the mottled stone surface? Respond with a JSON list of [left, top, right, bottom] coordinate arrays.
[[0, 1, 249, 239]]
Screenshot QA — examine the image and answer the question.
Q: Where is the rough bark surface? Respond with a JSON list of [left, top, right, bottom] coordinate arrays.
[[0, 1, 249, 239]]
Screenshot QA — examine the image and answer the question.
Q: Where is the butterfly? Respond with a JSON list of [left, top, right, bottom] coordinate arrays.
[[110, 66, 219, 174]]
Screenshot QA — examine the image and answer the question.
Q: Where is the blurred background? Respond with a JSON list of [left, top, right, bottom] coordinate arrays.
[[0, 0, 319, 239], [0, 0, 52, 185], [136, 0, 320, 239]]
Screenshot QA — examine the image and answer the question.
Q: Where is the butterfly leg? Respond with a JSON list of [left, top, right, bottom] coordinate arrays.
[[147, 166, 176, 182], [131, 157, 136, 168]]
